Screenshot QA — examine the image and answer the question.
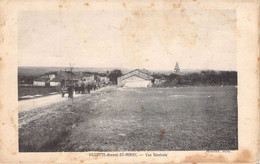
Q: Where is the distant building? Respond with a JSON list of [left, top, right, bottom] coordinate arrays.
[[32, 70, 106, 87], [99, 74, 110, 84], [48, 73, 56, 80], [33, 71, 68, 87], [82, 74, 95, 83], [50, 78, 62, 86], [117, 69, 153, 88], [33, 78, 50, 86], [33, 72, 57, 86], [174, 62, 180, 73], [154, 78, 166, 85]]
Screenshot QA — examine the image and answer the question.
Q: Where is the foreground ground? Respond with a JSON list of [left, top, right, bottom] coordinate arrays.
[[19, 86, 237, 151]]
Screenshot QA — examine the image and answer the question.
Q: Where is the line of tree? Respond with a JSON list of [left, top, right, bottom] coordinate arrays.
[[18, 75, 35, 84], [153, 70, 237, 87], [108, 69, 123, 84]]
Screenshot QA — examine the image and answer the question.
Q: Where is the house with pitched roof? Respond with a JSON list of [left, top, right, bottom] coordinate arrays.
[[33, 72, 57, 86], [33, 78, 50, 86], [33, 71, 79, 87], [117, 69, 154, 88]]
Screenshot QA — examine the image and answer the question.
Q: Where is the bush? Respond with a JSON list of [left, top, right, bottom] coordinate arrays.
[[154, 71, 237, 87]]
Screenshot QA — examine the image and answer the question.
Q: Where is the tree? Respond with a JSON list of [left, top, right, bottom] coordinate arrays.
[[108, 69, 123, 84]]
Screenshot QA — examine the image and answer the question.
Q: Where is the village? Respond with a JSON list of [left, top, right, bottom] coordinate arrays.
[[18, 63, 182, 100], [18, 62, 237, 101], [18, 63, 238, 152], [27, 68, 167, 88], [18, 69, 110, 100]]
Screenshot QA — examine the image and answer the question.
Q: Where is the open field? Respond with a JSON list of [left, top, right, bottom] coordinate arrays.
[[19, 86, 237, 151]]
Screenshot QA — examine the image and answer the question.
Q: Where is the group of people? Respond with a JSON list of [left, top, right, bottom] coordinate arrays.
[[61, 83, 101, 98]]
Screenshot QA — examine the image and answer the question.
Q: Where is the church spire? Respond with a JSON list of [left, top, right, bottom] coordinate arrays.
[[174, 62, 180, 73]]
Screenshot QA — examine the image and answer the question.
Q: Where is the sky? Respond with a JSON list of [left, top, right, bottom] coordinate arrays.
[[18, 9, 237, 71]]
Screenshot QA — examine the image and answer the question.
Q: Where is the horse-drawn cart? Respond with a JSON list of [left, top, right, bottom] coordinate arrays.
[[61, 79, 75, 98], [61, 86, 74, 98]]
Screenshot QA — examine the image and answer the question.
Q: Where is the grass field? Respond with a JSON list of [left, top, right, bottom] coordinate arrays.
[[58, 86, 237, 151], [19, 86, 237, 151]]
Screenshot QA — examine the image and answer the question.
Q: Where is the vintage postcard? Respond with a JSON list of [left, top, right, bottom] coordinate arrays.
[[0, 0, 259, 163]]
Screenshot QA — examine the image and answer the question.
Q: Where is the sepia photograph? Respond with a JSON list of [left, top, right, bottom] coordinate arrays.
[[0, 0, 259, 163], [17, 7, 238, 152]]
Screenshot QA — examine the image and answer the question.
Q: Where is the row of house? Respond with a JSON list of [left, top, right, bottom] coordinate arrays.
[[33, 71, 109, 87], [33, 62, 180, 88], [34, 68, 155, 88]]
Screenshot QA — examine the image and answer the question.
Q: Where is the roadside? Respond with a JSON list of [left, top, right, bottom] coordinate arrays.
[[18, 86, 116, 152], [19, 92, 81, 112], [18, 86, 113, 111], [19, 92, 59, 101]]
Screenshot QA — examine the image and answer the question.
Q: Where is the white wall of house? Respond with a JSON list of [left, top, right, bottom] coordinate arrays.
[[33, 81, 46, 86], [50, 81, 60, 86], [117, 76, 123, 86], [48, 74, 56, 80], [82, 76, 95, 82], [122, 76, 151, 88], [100, 77, 109, 84], [155, 79, 166, 85], [118, 69, 152, 87]]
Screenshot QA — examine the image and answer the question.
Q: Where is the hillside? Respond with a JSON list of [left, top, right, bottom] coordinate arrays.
[[18, 66, 132, 76]]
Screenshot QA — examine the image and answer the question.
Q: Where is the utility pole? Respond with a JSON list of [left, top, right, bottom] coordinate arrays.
[[68, 63, 74, 110], [69, 63, 74, 86]]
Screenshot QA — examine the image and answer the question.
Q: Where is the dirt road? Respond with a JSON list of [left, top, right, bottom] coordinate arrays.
[[19, 94, 72, 111], [18, 88, 107, 111]]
